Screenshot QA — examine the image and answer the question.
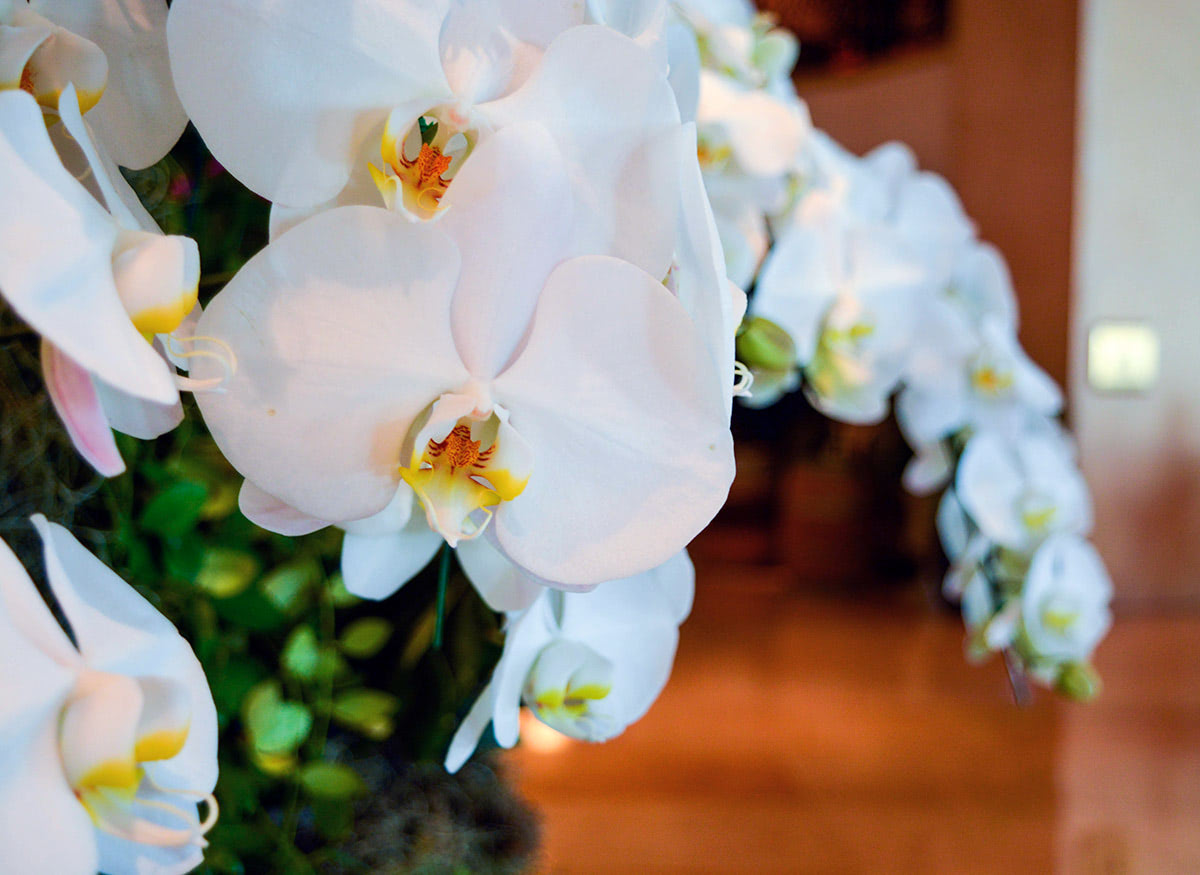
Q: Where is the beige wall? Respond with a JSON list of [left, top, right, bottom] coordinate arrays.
[[1072, 0, 1200, 603]]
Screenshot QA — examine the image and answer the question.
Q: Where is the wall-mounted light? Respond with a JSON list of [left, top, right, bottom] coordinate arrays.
[[1087, 320, 1160, 394]]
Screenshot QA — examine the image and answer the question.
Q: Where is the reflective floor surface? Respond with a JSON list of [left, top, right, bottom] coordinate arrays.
[[506, 562, 1200, 874]]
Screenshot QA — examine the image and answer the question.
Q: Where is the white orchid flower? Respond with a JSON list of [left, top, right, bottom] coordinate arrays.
[[444, 549, 693, 772], [170, 1, 683, 279], [0, 88, 206, 476], [228, 121, 739, 606], [2, 0, 185, 168], [752, 191, 925, 423], [193, 124, 734, 589], [0, 516, 218, 875], [897, 309, 1062, 447], [1021, 534, 1112, 665], [956, 428, 1092, 553]]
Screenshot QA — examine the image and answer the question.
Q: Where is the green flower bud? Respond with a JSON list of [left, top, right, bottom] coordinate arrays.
[[1055, 662, 1102, 702], [736, 316, 797, 374]]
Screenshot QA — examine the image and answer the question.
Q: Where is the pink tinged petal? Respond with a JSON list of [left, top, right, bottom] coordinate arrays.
[[33, 0, 186, 168], [340, 523, 443, 602], [94, 378, 184, 441], [238, 480, 330, 537], [31, 516, 219, 793], [492, 256, 735, 587], [42, 340, 125, 478], [167, 0, 452, 207], [482, 25, 682, 280], [456, 535, 544, 613], [439, 122, 573, 378], [0, 90, 177, 404], [193, 207, 471, 523]]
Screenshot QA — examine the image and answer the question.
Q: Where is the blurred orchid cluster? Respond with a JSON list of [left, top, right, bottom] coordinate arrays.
[[682, 0, 1112, 695], [0, 0, 1109, 871]]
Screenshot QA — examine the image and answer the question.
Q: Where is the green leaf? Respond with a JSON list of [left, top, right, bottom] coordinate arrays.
[[298, 762, 366, 800], [331, 689, 400, 740], [194, 548, 260, 598], [311, 797, 355, 842], [327, 572, 361, 608], [139, 480, 210, 538], [212, 587, 288, 633], [243, 681, 312, 755], [260, 560, 319, 614], [282, 626, 321, 681], [209, 655, 268, 716], [338, 618, 393, 659]]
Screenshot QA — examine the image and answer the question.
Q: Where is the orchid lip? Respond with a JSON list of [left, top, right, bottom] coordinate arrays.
[[371, 105, 481, 222]]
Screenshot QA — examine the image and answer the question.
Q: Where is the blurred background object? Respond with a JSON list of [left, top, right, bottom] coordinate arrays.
[[513, 1, 1200, 871]]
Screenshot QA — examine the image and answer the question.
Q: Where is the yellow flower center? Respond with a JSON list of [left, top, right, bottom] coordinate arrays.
[[399, 411, 530, 547], [370, 110, 477, 221]]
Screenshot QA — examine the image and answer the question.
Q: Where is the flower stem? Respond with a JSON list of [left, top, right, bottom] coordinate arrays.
[[434, 543, 451, 649]]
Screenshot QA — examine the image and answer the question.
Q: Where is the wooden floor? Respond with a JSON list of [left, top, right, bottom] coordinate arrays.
[[505, 563, 1200, 874]]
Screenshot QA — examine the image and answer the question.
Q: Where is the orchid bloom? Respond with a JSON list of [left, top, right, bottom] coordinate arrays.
[[224, 120, 740, 607], [169, 0, 684, 284], [0, 517, 218, 874], [0, 88, 206, 476], [444, 549, 694, 772], [751, 191, 924, 422], [956, 428, 1092, 553], [1, 0, 185, 168], [193, 124, 734, 589], [1021, 534, 1112, 666]]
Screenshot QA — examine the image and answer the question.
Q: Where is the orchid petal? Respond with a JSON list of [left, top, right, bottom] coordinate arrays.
[[456, 535, 543, 613], [341, 522, 443, 601], [438, 0, 516, 105], [752, 224, 836, 364], [42, 340, 125, 477], [168, 0, 451, 207], [0, 19, 49, 91], [238, 481, 330, 537], [439, 122, 572, 378], [483, 25, 682, 280], [59, 670, 143, 791], [493, 256, 734, 587], [697, 70, 807, 176], [95, 807, 205, 875], [673, 123, 736, 416], [15, 6, 107, 113], [94, 379, 184, 442], [666, 18, 701, 122], [0, 90, 177, 403], [444, 680, 495, 774], [193, 207, 470, 523], [32, 516, 218, 793], [53, 86, 149, 231], [491, 596, 557, 747], [33, 0, 185, 168], [0, 713, 98, 875]]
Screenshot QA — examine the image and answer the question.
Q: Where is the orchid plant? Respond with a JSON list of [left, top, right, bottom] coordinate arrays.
[[0, 0, 1114, 871]]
